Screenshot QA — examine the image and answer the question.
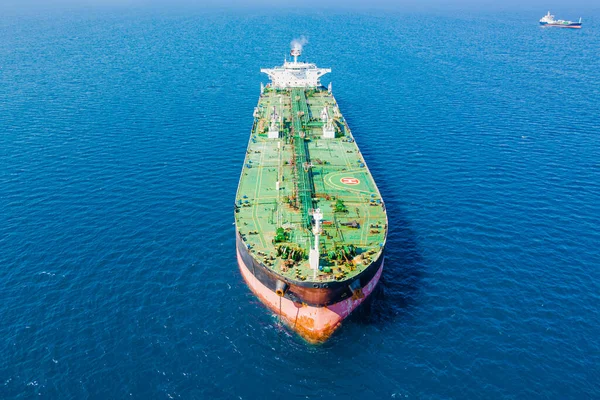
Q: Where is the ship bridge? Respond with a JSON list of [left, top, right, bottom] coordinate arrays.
[[261, 50, 331, 89]]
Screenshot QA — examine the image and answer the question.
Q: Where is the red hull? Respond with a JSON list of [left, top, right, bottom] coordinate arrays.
[[237, 248, 384, 343]]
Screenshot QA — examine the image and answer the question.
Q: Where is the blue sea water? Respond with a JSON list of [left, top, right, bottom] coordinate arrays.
[[1, 7, 600, 399]]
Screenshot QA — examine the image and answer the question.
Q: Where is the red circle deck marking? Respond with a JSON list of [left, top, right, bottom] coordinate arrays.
[[340, 177, 360, 185]]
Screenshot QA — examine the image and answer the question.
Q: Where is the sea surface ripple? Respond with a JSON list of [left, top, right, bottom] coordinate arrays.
[[1, 8, 599, 399]]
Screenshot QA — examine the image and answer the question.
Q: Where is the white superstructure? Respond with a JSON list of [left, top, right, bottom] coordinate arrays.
[[261, 48, 331, 89], [540, 11, 555, 23]]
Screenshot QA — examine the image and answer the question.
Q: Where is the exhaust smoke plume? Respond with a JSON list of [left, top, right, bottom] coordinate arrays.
[[291, 36, 308, 52]]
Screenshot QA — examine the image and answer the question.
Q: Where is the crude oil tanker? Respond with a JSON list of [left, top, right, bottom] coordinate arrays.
[[235, 42, 388, 343]]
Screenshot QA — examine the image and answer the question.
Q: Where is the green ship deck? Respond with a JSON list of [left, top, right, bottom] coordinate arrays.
[[235, 86, 387, 283]]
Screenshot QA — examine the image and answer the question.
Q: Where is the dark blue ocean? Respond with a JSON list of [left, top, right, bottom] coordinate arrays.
[[2, 6, 600, 399]]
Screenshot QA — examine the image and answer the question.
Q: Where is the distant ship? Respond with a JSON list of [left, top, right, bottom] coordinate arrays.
[[234, 42, 387, 343], [539, 11, 582, 28]]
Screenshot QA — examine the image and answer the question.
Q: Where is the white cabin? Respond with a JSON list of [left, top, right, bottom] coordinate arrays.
[[261, 52, 331, 89]]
